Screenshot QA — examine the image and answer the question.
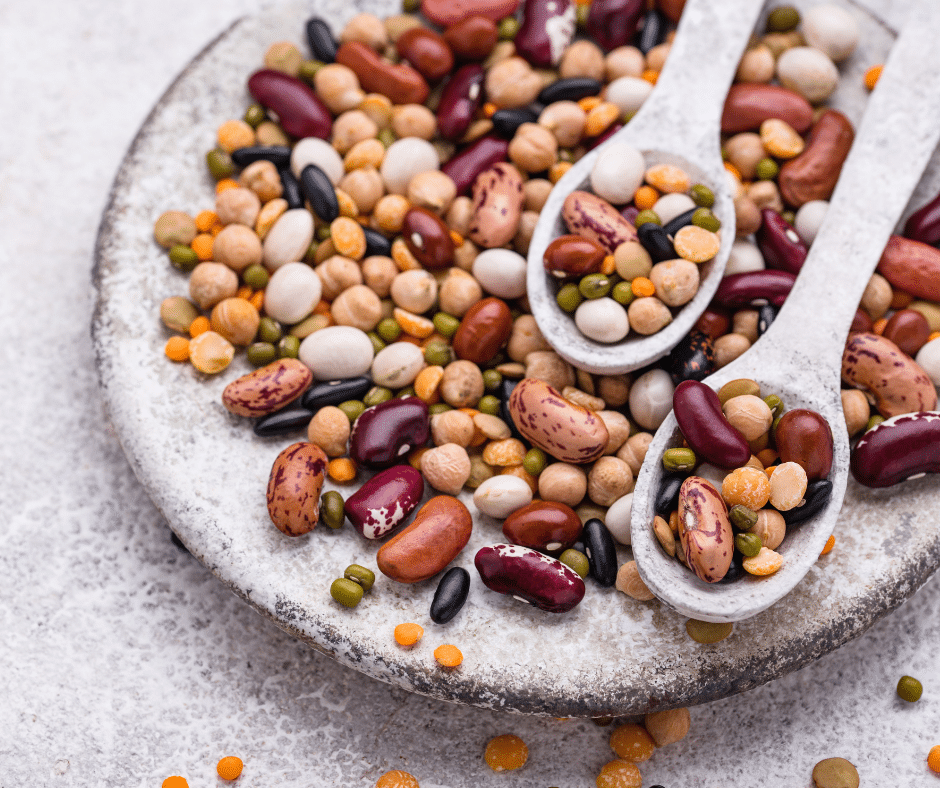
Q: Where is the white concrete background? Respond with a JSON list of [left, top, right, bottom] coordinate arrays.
[[3, 0, 939, 786]]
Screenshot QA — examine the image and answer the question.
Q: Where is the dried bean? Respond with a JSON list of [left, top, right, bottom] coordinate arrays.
[[436, 64, 485, 141], [430, 566, 471, 623], [673, 380, 751, 468], [474, 544, 586, 612]]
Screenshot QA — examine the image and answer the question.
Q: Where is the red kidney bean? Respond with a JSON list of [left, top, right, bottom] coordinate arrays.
[[502, 501, 583, 553], [884, 308, 931, 357], [443, 16, 499, 61], [301, 376, 372, 410], [474, 543, 586, 612], [585, 0, 644, 51], [247, 69, 333, 140], [345, 464, 424, 539], [782, 479, 832, 526], [850, 411, 940, 488], [422, 0, 520, 27], [712, 270, 797, 309], [668, 330, 716, 384], [537, 77, 603, 105], [851, 307, 873, 334], [348, 397, 430, 469], [441, 134, 510, 196], [515, 0, 576, 67], [300, 164, 339, 222], [305, 17, 338, 63], [755, 208, 808, 274], [673, 380, 751, 468], [638, 8, 667, 53], [396, 27, 454, 84], [436, 64, 485, 142], [452, 297, 513, 363], [402, 207, 455, 269], [877, 235, 940, 301], [721, 83, 814, 135], [904, 192, 940, 245], [774, 408, 834, 481], [543, 234, 607, 279], [778, 110, 854, 208], [583, 518, 617, 586], [430, 566, 471, 623], [695, 307, 731, 340], [335, 42, 430, 106]]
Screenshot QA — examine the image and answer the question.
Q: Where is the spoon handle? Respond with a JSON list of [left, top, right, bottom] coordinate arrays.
[[762, 0, 940, 370]]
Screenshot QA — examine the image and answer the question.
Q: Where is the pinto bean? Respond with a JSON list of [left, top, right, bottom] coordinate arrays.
[[467, 162, 525, 248], [678, 476, 734, 583], [266, 442, 328, 536], [562, 190, 638, 252]]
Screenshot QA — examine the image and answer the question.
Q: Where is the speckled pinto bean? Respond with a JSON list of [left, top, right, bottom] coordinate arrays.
[[247, 69, 333, 139], [508, 377, 609, 463], [841, 332, 937, 418], [474, 543, 586, 612], [775, 409, 834, 481], [377, 495, 472, 583], [720, 83, 813, 135], [348, 397, 431, 468], [468, 163, 524, 248], [586, 0, 644, 50], [514, 0, 576, 67], [562, 191, 637, 253], [755, 208, 807, 274], [441, 134, 510, 195], [778, 109, 854, 208], [877, 235, 940, 301], [345, 464, 424, 539], [437, 64, 485, 142], [421, 0, 520, 27], [850, 411, 940, 488], [673, 380, 751, 468], [543, 234, 607, 279], [452, 297, 513, 363], [222, 358, 312, 417], [335, 42, 429, 105], [712, 270, 797, 309], [395, 27, 454, 83], [402, 207, 455, 269], [677, 476, 733, 583], [266, 442, 328, 537], [503, 500, 583, 553]]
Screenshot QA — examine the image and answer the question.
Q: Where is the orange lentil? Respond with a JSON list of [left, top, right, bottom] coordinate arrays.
[[928, 745, 940, 773], [641, 68, 659, 84], [249, 290, 264, 312], [449, 229, 464, 247], [215, 178, 241, 194], [414, 365, 444, 402], [723, 161, 742, 180], [609, 723, 656, 763], [328, 457, 357, 483], [820, 534, 836, 556], [164, 336, 191, 362], [216, 756, 244, 781], [483, 102, 498, 118], [394, 307, 436, 338], [394, 622, 424, 646], [872, 317, 888, 335], [549, 161, 573, 183], [646, 163, 691, 193], [584, 102, 620, 137], [595, 759, 642, 788], [864, 64, 883, 91], [375, 771, 420, 788], [633, 185, 660, 211], [578, 95, 602, 112], [434, 643, 463, 667], [235, 285, 253, 301], [313, 299, 332, 316], [195, 210, 222, 233], [484, 734, 529, 772], [601, 254, 616, 276], [631, 277, 656, 298], [190, 233, 215, 261], [162, 778, 189, 788], [930, 330, 940, 342], [890, 289, 913, 310], [189, 315, 211, 337]]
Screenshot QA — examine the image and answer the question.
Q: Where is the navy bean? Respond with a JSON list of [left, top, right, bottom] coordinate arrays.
[[668, 330, 715, 384], [474, 543, 586, 612], [247, 69, 333, 140], [349, 397, 431, 468], [231, 145, 292, 168], [637, 9, 667, 54], [781, 479, 832, 527], [712, 270, 796, 308], [585, 0, 644, 51], [637, 223, 676, 263], [757, 303, 777, 337], [491, 107, 540, 139], [436, 64, 485, 142], [654, 472, 686, 519], [345, 464, 424, 539], [662, 208, 698, 238], [673, 380, 751, 468], [850, 411, 940, 488], [300, 163, 339, 222], [253, 406, 315, 437], [441, 134, 509, 196], [537, 77, 603, 105], [305, 17, 338, 63], [582, 518, 617, 586], [363, 226, 393, 257], [301, 376, 372, 410], [279, 168, 304, 209], [430, 566, 471, 623], [755, 208, 807, 274]]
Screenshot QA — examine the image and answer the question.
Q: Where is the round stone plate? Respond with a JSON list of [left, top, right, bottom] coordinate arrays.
[[92, 0, 939, 717]]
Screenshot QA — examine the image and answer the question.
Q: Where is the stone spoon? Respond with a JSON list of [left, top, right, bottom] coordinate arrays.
[[629, 0, 940, 624], [525, 0, 763, 375]]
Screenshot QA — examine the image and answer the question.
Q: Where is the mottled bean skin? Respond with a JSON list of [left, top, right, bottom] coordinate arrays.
[[586, 0, 644, 51], [349, 397, 431, 468], [668, 330, 715, 384], [563, 190, 638, 253], [468, 162, 524, 248], [402, 207, 456, 269], [514, 0, 576, 67], [721, 83, 813, 135], [335, 42, 430, 105], [712, 270, 796, 308], [678, 476, 733, 583], [247, 69, 333, 139], [474, 543, 586, 612], [850, 411, 940, 488], [543, 234, 607, 279], [673, 380, 751, 468], [436, 64, 485, 141], [452, 297, 513, 363], [345, 464, 425, 539], [502, 500, 583, 552], [422, 0, 520, 27], [441, 134, 510, 195], [222, 358, 312, 417], [395, 27, 454, 83], [755, 208, 807, 274], [877, 235, 940, 301], [778, 110, 854, 208], [775, 408, 833, 481], [266, 442, 328, 536]]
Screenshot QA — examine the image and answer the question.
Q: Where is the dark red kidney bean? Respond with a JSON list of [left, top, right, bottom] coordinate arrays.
[[782, 479, 832, 526], [348, 397, 430, 469], [850, 412, 940, 488], [655, 472, 686, 519], [301, 376, 372, 410], [712, 270, 797, 309], [673, 380, 751, 468], [538, 77, 603, 105], [443, 16, 500, 61], [502, 501, 583, 553], [637, 223, 676, 262], [851, 307, 873, 333], [582, 518, 617, 586], [721, 83, 814, 135], [231, 145, 292, 168], [491, 107, 540, 138], [757, 303, 777, 337], [474, 543, 586, 612], [305, 17, 338, 63], [396, 27, 455, 84], [279, 168, 304, 209], [904, 192, 940, 245], [662, 208, 698, 237], [586, 0, 644, 51], [402, 207, 455, 269], [638, 8, 667, 53], [877, 235, 940, 302], [363, 226, 393, 257], [300, 164, 339, 222], [335, 42, 430, 106], [774, 409, 833, 481], [515, 0, 576, 67], [543, 234, 607, 279], [883, 309, 931, 357], [668, 330, 715, 384], [254, 406, 315, 437], [436, 64, 485, 142], [756, 208, 808, 274], [586, 122, 624, 150], [441, 134, 510, 196], [452, 297, 513, 363], [345, 464, 424, 539], [247, 69, 333, 140], [695, 307, 731, 340], [430, 566, 471, 624]]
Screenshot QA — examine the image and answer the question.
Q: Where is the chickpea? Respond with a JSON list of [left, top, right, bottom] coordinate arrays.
[[340, 12, 388, 50], [736, 44, 775, 83], [732, 309, 760, 343], [627, 297, 672, 335], [331, 110, 379, 155], [598, 374, 630, 408], [362, 255, 398, 298], [344, 138, 386, 171], [315, 255, 363, 300], [439, 269, 482, 317], [523, 179, 553, 212], [212, 224, 262, 273], [255, 120, 289, 147], [588, 456, 633, 507], [746, 179, 784, 213], [431, 409, 476, 448], [314, 64, 366, 115], [391, 103, 437, 140], [483, 40, 516, 70], [724, 133, 766, 181], [463, 118, 494, 143], [446, 196, 474, 236], [307, 405, 351, 457], [452, 239, 479, 272], [559, 40, 605, 81], [238, 159, 283, 203], [645, 42, 671, 72], [339, 166, 385, 214], [605, 45, 645, 81], [617, 432, 652, 476], [524, 350, 576, 392], [734, 193, 763, 236], [538, 462, 587, 507], [714, 333, 752, 368], [440, 360, 485, 407], [390, 269, 438, 313], [508, 123, 558, 173], [722, 395, 773, 442], [263, 41, 303, 76], [513, 210, 539, 255], [474, 413, 511, 441], [215, 187, 261, 227], [861, 273, 893, 320], [649, 259, 699, 307], [598, 410, 631, 455], [420, 443, 472, 496], [358, 92, 394, 129], [188, 262, 238, 311], [372, 194, 411, 234], [210, 297, 259, 346], [749, 508, 786, 551], [331, 284, 383, 331], [841, 388, 871, 436], [537, 101, 587, 148], [407, 170, 457, 214], [484, 57, 543, 109], [507, 314, 550, 362]]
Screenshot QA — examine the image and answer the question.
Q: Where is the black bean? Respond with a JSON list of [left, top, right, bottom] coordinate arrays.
[[230, 145, 292, 169], [537, 77, 603, 105], [583, 518, 617, 587], [301, 376, 373, 410], [305, 17, 338, 63], [490, 107, 539, 138], [663, 208, 698, 237], [430, 567, 471, 624], [719, 553, 745, 584], [300, 163, 339, 222], [757, 303, 777, 337], [280, 168, 304, 209], [499, 378, 524, 440], [637, 222, 676, 262], [668, 330, 715, 384], [637, 9, 666, 54], [654, 473, 686, 519], [782, 479, 833, 528], [253, 406, 315, 437], [363, 226, 393, 257]]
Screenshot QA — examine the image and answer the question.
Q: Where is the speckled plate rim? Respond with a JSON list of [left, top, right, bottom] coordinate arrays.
[[91, 0, 940, 718]]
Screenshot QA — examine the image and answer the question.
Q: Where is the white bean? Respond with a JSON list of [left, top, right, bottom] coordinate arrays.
[[916, 337, 940, 386], [299, 326, 374, 380], [263, 262, 323, 325], [472, 248, 527, 299], [725, 238, 765, 275], [652, 192, 696, 224], [604, 75, 653, 116], [261, 209, 314, 270], [802, 4, 859, 63], [604, 492, 633, 545], [370, 342, 426, 388], [628, 368, 674, 430], [776, 46, 839, 104], [574, 298, 630, 343], [473, 475, 533, 519], [794, 200, 829, 246], [380, 137, 439, 195], [589, 142, 645, 205], [290, 137, 344, 184]]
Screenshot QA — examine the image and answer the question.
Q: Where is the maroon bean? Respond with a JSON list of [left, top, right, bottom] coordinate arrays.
[[877, 235, 940, 302], [585, 0, 644, 51], [774, 409, 833, 481], [851, 307, 873, 334], [452, 297, 513, 363], [441, 134, 510, 195], [443, 16, 499, 61], [657, 0, 685, 22], [348, 397, 430, 469], [345, 465, 424, 539], [673, 380, 751, 468], [883, 309, 931, 357], [395, 27, 454, 83], [402, 207, 455, 269], [543, 234, 607, 279], [904, 192, 940, 245], [515, 0, 576, 67], [721, 83, 814, 135], [335, 42, 429, 105], [247, 69, 332, 140], [422, 0, 520, 27], [694, 307, 731, 340], [778, 110, 854, 208], [502, 501, 583, 553], [474, 543, 586, 612], [436, 64, 485, 142], [620, 204, 640, 226], [755, 208, 807, 274], [712, 270, 796, 309], [850, 411, 940, 488]]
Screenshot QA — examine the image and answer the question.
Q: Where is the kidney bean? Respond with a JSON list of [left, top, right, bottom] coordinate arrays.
[[775, 408, 834, 481], [254, 406, 315, 437], [363, 226, 393, 258], [441, 134, 510, 196], [904, 192, 940, 245], [396, 27, 454, 84], [474, 543, 586, 612], [468, 162, 525, 248], [348, 397, 431, 469], [638, 8, 667, 54], [266, 442, 328, 537], [585, 0, 644, 51], [884, 309, 931, 357], [543, 234, 607, 279], [712, 270, 797, 309], [851, 307, 873, 333], [437, 64, 485, 141], [305, 17, 338, 63], [668, 330, 715, 384], [537, 77, 603, 105], [279, 168, 303, 209], [503, 501, 583, 553], [247, 69, 333, 140], [402, 207, 455, 269], [377, 495, 472, 583], [842, 332, 938, 418], [755, 208, 808, 274], [443, 16, 499, 61], [877, 235, 940, 301], [301, 376, 373, 411], [721, 83, 814, 135], [422, 0, 520, 27], [637, 223, 676, 263], [583, 518, 618, 586], [452, 296, 513, 363], [656, 0, 686, 22], [515, 0, 576, 67], [778, 110, 854, 208], [345, 464, 424, 539], [430, 566, 471, 623], [678, 476, 733, 583], [673, 380, 751, 468], [654, 472, 686, 519], [335, 42, 430, 106], [222, 358, 312, 417], [850, 411, 940, 488], [781, 479, 832, 527], [563, 190, 638, 253], [300, 164, 339, 222], [230, 145, 292, 169], [695, 308, 731, 340]]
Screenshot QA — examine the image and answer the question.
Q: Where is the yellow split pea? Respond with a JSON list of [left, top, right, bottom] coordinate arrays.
[[673, 225, 720, 263]]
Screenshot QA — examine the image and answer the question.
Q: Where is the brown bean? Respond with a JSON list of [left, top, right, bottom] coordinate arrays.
[[402, 207, 455, 269], [452, 296, 513, 363], [421, 0, 520, 27], [543, 234, 607, 279], [335, 41, 429, 105], [467, 162, 525, 248], [395, 27, 454, 83], [656, 0, 686, 23], [877, 235, 940, 302], [778, 109, 854, 208], [503, 500, 583, 553], [720, 83, 814, 135], [775, 408, 834, 481], [222, 358, 312, 417], [883, 308, 931, 357], [266, 442, 327, 537], [443, 16, 499, 61]]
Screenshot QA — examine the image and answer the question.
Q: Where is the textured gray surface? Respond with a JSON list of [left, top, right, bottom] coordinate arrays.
[[5, 0, 940, 786]]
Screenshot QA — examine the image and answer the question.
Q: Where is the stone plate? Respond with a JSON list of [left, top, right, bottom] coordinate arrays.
[[92, 0, 940, 717]]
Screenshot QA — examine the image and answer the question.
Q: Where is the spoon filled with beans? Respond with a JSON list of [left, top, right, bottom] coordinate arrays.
[[526, 0, 764, 375], [629, 0, 940, 623]]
